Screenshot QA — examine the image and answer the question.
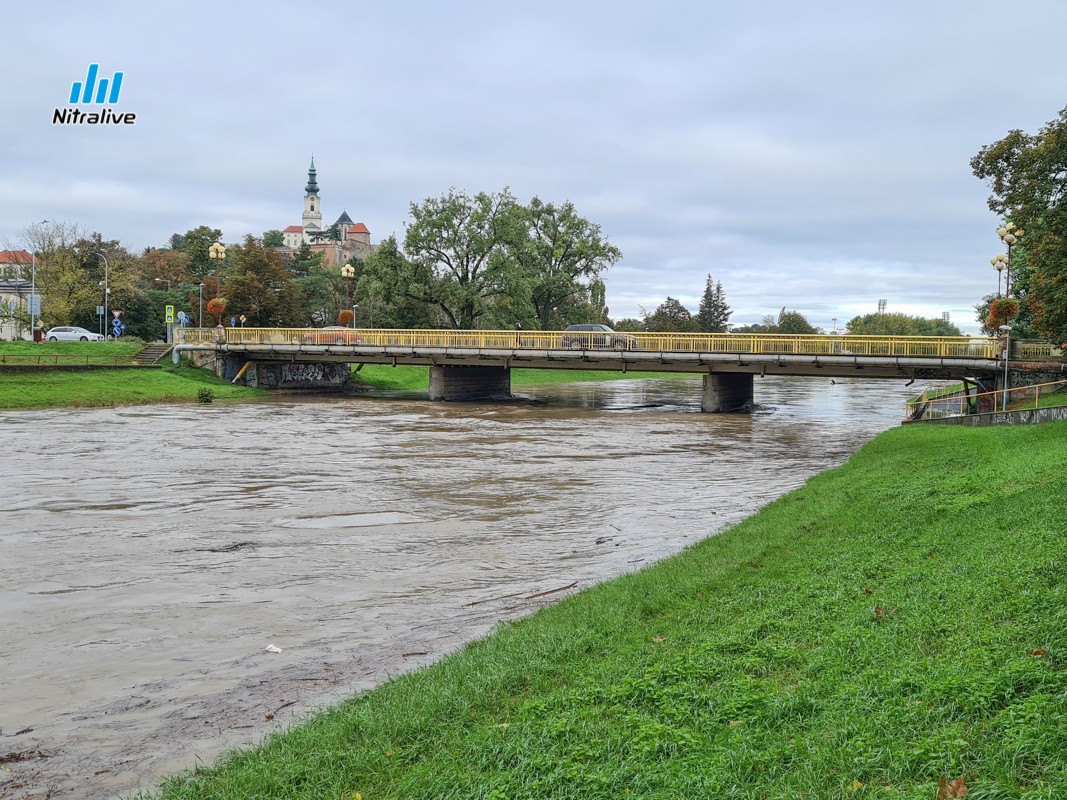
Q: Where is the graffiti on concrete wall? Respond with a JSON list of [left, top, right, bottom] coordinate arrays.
[[244, 362, 349, 389]]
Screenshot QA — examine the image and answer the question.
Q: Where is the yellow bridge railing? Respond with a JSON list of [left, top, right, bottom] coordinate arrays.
[[178, 328, 1002, 359]]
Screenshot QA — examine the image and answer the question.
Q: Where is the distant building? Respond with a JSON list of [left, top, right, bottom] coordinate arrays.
[[280, 159, 377, 265], [0, 250, 33, 341]]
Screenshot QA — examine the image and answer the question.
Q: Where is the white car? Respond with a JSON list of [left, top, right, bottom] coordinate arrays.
[[45, 326, 105, 342]]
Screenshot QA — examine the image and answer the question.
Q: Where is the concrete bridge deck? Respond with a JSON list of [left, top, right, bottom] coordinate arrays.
[[175, 328, 1062, 411]]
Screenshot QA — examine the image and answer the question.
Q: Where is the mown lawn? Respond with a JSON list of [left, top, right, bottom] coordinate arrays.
[[148, 421, 1067, 800], [0, 366, 263, 409], [349, 364, 690, 392], [0, 340, 142, 363]]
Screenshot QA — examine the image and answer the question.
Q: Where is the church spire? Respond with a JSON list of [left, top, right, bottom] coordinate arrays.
[[305, 157, 319, 195]]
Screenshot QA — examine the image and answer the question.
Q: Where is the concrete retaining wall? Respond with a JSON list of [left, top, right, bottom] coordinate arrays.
[[916, 406, 1067, 426]]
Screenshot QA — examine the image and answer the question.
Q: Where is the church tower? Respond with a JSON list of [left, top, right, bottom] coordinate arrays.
[[301, 157, 323, 237]]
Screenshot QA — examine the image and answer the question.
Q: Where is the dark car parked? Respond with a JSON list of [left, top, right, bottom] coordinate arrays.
[[560, 324, 637, 350]]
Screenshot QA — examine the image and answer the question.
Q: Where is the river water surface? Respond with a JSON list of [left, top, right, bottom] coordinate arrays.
[[2, 376, 917, 798]]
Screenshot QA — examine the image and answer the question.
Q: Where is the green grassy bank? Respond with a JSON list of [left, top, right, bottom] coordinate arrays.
[[348, 364, 691, 392], [0, 342, 259, 410], [0, 348, 679, 409], [149, 422, 1067, 799], [0, 366, 264, 410]]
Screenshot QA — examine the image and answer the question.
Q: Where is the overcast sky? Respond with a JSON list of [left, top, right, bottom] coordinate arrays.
[[4, 1, 1065, 333]]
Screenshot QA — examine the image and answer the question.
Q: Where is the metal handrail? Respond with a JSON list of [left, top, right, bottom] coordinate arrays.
[[0, 354, 134, 366], [904, 377, 1067, 419], [177, 327, 1002, 359]]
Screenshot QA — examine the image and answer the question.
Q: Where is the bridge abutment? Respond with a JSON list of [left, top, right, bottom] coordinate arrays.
[[702, 373, 753, 412], [429, 366, 511, 401]]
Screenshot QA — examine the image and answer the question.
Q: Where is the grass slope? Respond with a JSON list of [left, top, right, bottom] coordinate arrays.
[[0, 340, 142, 361], [0, 367, 262, 409], [150, 422, 1067, 800], [349, 364, 692, 392]]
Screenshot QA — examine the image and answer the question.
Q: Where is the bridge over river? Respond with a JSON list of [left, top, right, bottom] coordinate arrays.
[[175, 328, 1062, 412]]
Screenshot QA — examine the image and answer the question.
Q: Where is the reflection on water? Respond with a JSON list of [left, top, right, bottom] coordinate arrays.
[[0, 376, 913, 798]]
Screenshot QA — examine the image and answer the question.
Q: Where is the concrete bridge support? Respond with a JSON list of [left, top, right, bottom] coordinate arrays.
[[702, 372, 753, 412], [429, 365, 511, 401]]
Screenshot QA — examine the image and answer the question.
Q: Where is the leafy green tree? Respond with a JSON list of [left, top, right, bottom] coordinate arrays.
[[735, 308, 819, 334], [845, 312, 962, 337], [288, 242, 324, 277], [516, 198, 622, 329], [644, 297, 698, 332], [171, 225, 223, 279], [696, 274, 731, 332], [612, 317, 645, 332], [354, 236, 437, 328], [263, 230, 285, 248], [777, 310, 819, 334], [293, 267, 342, 326], [403, 188, 524, 329], [971, 105, 1067, 342], [222, 236, 305, 326]]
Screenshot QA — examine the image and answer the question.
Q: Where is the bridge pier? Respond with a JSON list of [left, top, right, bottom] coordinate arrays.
[[702, 373, 753, 412], [429, 366, 511, 401]]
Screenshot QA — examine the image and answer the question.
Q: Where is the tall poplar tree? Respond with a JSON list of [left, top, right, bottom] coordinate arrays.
[[696, 273, 731, 332]]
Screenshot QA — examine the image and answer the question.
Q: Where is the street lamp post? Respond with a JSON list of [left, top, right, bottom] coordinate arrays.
[[999, 324, 1012, 413], [87, 251, 110, 337], [832, 317, 837, 335], [341, 264, 355, 326], [990, 255, 1006, 298], [154, 278, 171, 291], [31, 251, 37, 335], [996, 223, 1024, 297], [208, 242, 226, 300], [30, 219, 48, 338], [198, 283, 205, 329]]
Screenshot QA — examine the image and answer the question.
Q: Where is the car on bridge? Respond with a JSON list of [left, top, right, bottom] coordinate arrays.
[[301, 326, 362, 345], [560, 324, 637, 351]]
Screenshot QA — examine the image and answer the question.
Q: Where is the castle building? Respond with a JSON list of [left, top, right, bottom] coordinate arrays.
[[281, 159, 376, 265]]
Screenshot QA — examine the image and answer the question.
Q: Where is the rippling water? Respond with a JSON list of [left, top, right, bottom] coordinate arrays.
[[0, 376, 916, 798]]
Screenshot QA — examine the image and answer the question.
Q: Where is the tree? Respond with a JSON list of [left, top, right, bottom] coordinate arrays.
[[644, 297, 698, 332], [612, 317, 645, 332], [171, 225, 223, 279], [263, 230, 285, 248], [222, 236, 305, 327], [353, 235, 437, 328], [516, 198, 622, 329], [971, 105, 1067, 342], [288, 242, 324, 277], [735, 308, 818, 334], [845, 312, 962, 337], [696, 274, 731, 332], [403, 188, 524, 329], [777, 310, 819, 334]]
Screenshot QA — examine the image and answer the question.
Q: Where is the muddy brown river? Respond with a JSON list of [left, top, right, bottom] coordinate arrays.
[[2, 376, 917, 798]]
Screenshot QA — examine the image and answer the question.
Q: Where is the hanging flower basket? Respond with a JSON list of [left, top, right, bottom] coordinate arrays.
[[985, 298, 1019, 331], [206, 297, 228, 323]]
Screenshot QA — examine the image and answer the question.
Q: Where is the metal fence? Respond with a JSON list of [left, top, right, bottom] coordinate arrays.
[[905, 378, 1067, 420], [178, 327, 1002, 359]]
